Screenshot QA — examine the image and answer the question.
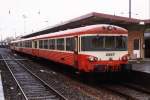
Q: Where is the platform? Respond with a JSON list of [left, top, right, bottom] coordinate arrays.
[[0, 71, 5, 100], [130, 59, 150, 73]]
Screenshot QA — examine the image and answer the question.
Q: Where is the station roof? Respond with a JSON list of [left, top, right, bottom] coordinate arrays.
[[22, 12, 150, 38]]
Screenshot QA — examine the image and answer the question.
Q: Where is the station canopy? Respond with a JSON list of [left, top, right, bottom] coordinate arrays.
[[22, 12, 150, 38]]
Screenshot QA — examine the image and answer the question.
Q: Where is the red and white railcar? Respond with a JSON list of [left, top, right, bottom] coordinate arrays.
[[10, 24, 131, 72]]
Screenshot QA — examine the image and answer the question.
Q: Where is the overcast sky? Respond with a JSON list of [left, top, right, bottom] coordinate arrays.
[[0, 0, 149, 40]]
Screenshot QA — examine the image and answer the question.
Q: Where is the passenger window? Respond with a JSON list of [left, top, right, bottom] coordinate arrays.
[[34, 41, 37, 48], [66, 37, 75, 51], [20, 42, 23, 47], [49, 39, 55, 49], [39, 40, 43, 48], [44, 40, 48, 49], [23, 42, 25, 47], [25, 41, 27, 47], [29, 41, 32, 48], [56, 38, 64, 50]]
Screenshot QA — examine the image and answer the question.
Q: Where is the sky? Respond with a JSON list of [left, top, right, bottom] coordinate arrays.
[[0, 0, 149, 40]]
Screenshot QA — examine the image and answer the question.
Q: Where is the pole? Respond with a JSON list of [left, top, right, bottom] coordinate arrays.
[[22, 14, 27, 34], [149, 0, 150, 19], [24, 19, 26, 34], [1, 34, 2, 42], [129, 0, 131, 18]]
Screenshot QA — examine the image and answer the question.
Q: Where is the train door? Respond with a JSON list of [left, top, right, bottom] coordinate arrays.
[[144, 32, 150, 58], [74, 36, 79, 68], [133, 39, 140, 58], [145, 39, 150, 58]]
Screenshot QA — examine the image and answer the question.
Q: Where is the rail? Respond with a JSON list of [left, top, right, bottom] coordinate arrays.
[[1, 55, 68, 100]]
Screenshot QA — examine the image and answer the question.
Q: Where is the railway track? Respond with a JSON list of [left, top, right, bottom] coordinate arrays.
[[1, 54, 67, 100], [100, 83, 150, 100], [6, 53, 150, 100]]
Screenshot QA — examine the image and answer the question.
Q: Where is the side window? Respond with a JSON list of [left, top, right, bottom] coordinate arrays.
[[34, 41, 37, 48], [23, 42, 25, 47], [49, 39, 55, 49], [20, 42, 23, 47], [44, 40, 48, 49], [29, 41, 32, 48], [39, 40, 43, 48], [25, 41, 27, 47], [56, 38, 64, 50], [66, 37, 75, 51]]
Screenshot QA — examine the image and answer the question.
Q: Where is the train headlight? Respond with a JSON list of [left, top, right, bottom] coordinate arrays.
[[121, 56, 127, 61], [88, 56, 98, 62]]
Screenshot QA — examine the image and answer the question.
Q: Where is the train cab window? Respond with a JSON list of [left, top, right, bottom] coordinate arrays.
[[66, 37, 75, 51], [115, 36, 127, 50], [81, 36, 104, 51], [105, 36, 115, 50], [39, 40, 43, 48], [44, 40, 48, 49], [56, 38, 64, 50], [49, 39, 55, 49]]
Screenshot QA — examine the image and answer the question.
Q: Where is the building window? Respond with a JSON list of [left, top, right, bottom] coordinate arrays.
[[56, 38, 64, 50], [49, 39, 55, 49], [134, 39, 140, 50], [66, 37, 75, 51]]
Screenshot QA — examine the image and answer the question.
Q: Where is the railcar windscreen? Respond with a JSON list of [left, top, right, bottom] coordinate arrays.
[[81, 36, 127, 51]]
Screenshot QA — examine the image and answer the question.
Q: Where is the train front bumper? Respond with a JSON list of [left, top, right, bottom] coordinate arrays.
[[91, 61, 127, 72]]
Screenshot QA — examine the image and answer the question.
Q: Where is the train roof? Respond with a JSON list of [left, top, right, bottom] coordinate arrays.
[[12, 24, 127, 43]]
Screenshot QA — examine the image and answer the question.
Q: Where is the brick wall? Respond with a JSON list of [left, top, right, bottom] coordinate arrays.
[[128, 31, 144, 59]]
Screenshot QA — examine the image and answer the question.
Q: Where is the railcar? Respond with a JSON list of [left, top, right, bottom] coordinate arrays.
[[10, 24, 131, 73]]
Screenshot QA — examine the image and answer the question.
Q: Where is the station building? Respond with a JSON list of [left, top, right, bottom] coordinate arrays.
[[22, 12, 150, 59]]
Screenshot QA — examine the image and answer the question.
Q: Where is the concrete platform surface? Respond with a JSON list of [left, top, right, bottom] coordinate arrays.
[[131, 60, 150, 73], [0, 72, 5, 100]]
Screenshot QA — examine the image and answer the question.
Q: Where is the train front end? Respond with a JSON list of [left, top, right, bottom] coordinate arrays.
[[78, 26, 130, 72]]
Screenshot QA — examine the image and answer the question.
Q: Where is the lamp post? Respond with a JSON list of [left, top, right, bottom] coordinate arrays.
[[129, 0, 131, 18], [149, 0, 150, 19]]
